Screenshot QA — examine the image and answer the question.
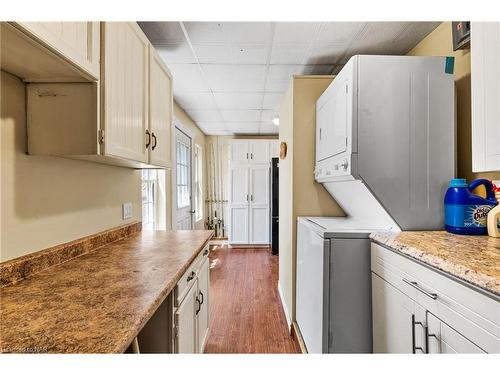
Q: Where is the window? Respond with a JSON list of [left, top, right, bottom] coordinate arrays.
[[141, 169, 157, 230], [176, 138, 190, 208], [194, 144, 203, 222]]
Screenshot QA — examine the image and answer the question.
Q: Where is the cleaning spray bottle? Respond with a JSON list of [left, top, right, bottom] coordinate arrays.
[[487, 184, 500, 238]]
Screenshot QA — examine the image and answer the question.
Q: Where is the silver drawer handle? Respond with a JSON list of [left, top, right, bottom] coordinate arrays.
[[403, 279, 437, 300]]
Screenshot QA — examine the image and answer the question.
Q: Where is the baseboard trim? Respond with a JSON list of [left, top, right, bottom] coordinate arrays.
[[277, 281, 292, 332], [291, 322, 307, 354]]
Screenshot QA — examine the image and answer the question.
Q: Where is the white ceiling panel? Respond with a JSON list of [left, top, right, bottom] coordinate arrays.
[[263, 92, 285, 109], [273, 22, 321, 44], [231, 44, 269, 64], [138, 22, 185, 43], [167, 64, 210, 92], [214, 92, 263, 109], [140, 22, 441, 135], [156, 43, 196, 64], [221, 110, 261, 122], [186, 109, 223, 122], [174, 92, 217, 110], [202, 64, 267, 92], [270, 44, 309, 64]]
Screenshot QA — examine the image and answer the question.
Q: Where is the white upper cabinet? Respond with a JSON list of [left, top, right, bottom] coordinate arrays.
[[249, 141, 270, 164], [24, 22, 174, 169], [102, 22, 149, 163], [229, 140, 250, 163], [471, 22, 500, 172], [229, 140, 271, 164], [148, 45, 173, 168], [16, 22, 100, 79]]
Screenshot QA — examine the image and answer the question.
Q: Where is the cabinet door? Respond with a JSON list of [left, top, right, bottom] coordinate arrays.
[[229, 166, 249, 205], [249, 165, 270, 244], [196, 258, 210, 353], [427, 313, 486, 354], [372, 273, 426, 353], [149, 46, 173, 168], [16, 22, 100, 79], [229, 206, 249, 244], [249, 141, 270, 164], [230, 140, 249, 163], [471, 22, 500, 172], [102, 22, 149, 163], [175, 281, 197, 353]]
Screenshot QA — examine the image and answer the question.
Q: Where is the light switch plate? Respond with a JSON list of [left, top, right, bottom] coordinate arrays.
[[122, 203, 133, 220]]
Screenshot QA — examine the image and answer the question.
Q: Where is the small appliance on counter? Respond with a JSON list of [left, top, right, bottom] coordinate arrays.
[[444, 178, 497, 235]]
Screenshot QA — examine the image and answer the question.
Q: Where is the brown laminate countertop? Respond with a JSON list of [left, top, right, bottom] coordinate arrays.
[[0, 230, 214, 353], [370, 231, 500, 296]]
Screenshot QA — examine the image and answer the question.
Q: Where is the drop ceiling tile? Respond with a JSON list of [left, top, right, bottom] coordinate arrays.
[[174, 92, 217, 110], [214, 92, 263, 110], [259, 124, 279, 134], [305, 43, 347, 65], [263, 92, 285, 110], [302, 65, 335, 75], [196, 122, 227, 132], [183, 22, 231, 43], [273, 22, 321, 44], [138, 22, 186, 44], [192, 43, 232, 64], [270, 44, 309, 64], [221, 110, 261, 122], [227, 22, 273, 44], [168, 64, 210, 92], [265, 65, 306, 92], [391, 22, 441, 53], [156, 43, 196, 64], [316, 22, 366, 44], [184, 22, 272, 44], [202, 64, 267, 92], [186, 109, 222, 122], [231, 44, 269, 64], [261, 110, 278, 122]]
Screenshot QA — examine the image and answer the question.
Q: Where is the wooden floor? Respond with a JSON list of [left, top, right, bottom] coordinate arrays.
[[204, 246, 301, 354]]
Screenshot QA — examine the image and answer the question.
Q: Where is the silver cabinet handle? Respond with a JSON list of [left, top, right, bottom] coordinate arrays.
[[403, 279, 437, 300], [251, 194, 253, 201]]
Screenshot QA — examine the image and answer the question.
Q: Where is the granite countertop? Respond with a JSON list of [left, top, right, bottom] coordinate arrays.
[[370, 231, 500, 296], [0, 230, 214, 353]]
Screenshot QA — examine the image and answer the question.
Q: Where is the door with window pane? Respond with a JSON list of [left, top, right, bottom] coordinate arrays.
[[175, 128, 193, 229]]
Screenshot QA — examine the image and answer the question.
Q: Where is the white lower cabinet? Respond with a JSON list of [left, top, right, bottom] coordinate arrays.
[[174, 248, 210, 353], [371, 242, 500, 354]]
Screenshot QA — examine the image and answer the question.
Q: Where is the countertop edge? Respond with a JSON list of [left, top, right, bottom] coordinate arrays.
[[116, 232, 214, 353], [369, 233, 500, 299]]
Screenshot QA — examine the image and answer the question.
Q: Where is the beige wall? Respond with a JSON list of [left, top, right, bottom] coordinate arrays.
[[172, 102, 207, 230], [0, 71, 141, 262], [278, 76, 342, 326], [408, 22, 500, 186]]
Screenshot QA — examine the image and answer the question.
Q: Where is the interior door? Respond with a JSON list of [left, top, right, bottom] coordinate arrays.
[[249, 165, 270, 244], [149, 46, 172, 168], [229, 166, 249, 244], [175, 282, 197, 353], [103, 22, 149, 163], [196, 258, 210, 353], [175, 128, 193, 229]]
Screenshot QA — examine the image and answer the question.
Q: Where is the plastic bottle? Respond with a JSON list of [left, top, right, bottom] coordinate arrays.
[[444, 178, 497, 235], [487, 185, 500, 238]]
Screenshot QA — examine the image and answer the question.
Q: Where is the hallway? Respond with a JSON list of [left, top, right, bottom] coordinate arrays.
[[204, 246, 301, 354]]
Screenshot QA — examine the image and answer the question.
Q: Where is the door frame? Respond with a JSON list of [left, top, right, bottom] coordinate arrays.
[[172, 118, 195, 229]]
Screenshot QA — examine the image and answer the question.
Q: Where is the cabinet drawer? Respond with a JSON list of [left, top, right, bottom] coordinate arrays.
[[371, 242, 500, 353], [174, 245, 209, 306]]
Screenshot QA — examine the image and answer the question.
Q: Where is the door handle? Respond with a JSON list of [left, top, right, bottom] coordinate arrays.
[[403, 279, 438, 300], [411, 314, 426, 354], [145, 130, 151, 149], [152, 132, 157, 150]]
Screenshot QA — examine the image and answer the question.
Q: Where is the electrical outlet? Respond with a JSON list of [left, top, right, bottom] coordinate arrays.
[[122, 203, 133, 220]]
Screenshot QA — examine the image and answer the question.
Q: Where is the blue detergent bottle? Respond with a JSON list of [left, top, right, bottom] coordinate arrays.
[[444, 178, 497, 235]]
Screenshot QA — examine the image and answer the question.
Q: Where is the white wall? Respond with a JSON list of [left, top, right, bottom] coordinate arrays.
[[0, 71, 142, 262]]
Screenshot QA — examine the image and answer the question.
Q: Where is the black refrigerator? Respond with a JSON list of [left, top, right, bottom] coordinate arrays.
[[271, 158, 279, 255]]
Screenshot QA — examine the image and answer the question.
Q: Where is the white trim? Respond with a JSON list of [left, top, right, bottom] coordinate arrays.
[[278, 281, 292, 332]]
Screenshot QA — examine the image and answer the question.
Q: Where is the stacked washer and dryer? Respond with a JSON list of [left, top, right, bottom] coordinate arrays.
[[295, 55, 456, 353]]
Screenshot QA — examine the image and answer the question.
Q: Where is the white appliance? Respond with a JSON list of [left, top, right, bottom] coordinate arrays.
[[296, 55, 455, 353]]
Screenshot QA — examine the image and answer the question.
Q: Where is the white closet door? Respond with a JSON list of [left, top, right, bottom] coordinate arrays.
[[249, 141, 270, 164], [229, 166, 249, 244], [249, 165, 270, 244], [229, 140, 249, 163]]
